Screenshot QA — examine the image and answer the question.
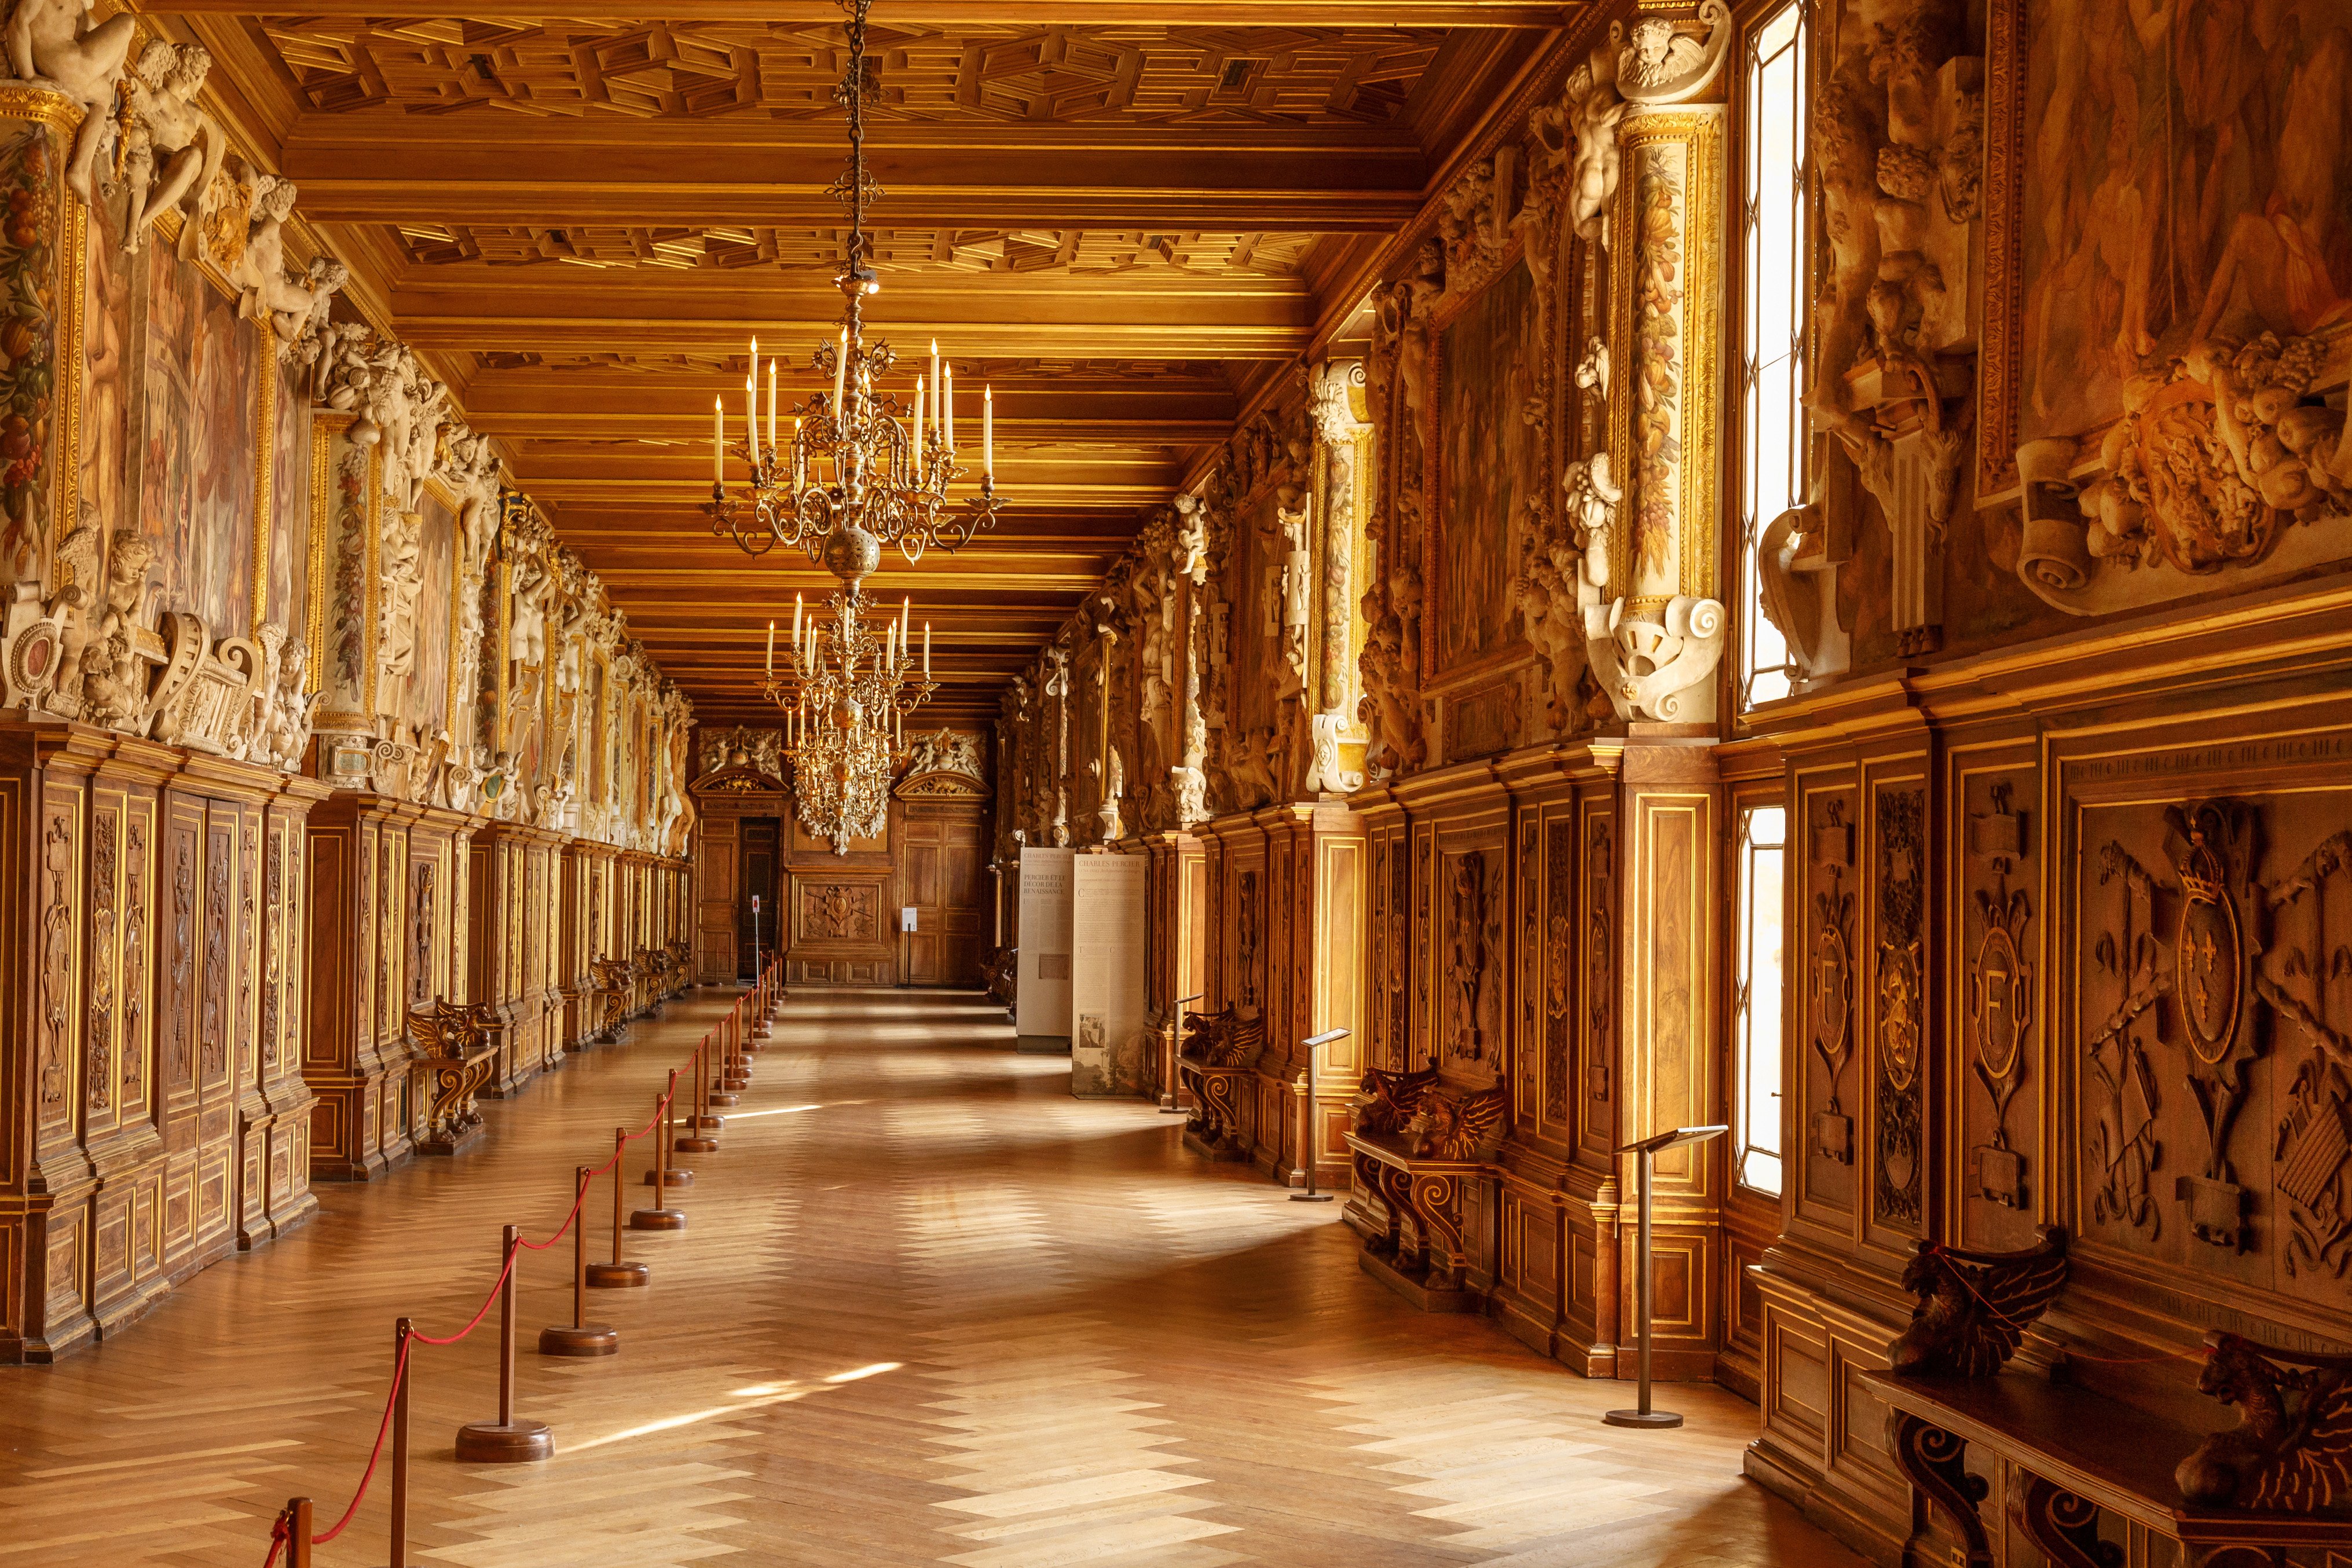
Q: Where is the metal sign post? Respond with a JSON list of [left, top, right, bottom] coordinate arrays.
[[1162, 991, 1204, 1115], [1291, 1027, 1351, 1203], [1604, 1123, 1730, 1429], [748, 893, 761, 990]]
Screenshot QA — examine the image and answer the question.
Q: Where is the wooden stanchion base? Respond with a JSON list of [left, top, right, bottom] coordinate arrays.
[[537, 1323, 620, 1357], [628, 1206, 687, 1232], [642, 1167, 694, 1188], [693, 1110, 727, 1126], [585, 1260, 650, 1287], [723, 1070, 752, 1089], [675, 1133, 719, 1153], [454, 1419, 554, 1463]]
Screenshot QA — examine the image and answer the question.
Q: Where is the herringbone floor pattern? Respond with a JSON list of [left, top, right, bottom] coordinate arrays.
[[0, 988, 1860, 1567]]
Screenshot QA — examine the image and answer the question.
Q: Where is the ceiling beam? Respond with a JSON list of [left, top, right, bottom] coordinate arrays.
[[149, 1, 1561, 21]]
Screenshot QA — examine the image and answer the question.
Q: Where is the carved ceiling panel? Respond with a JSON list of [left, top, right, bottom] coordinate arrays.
[[470, 349, 1231, 381], [396, 224, 1321, 275], [260, 21, 1446, 125]]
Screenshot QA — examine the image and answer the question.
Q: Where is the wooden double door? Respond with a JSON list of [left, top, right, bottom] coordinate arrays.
[[897, 804, 986, 988]]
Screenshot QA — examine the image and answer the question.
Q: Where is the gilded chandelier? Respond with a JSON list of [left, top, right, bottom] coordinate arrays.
[[766, 588, 935, 853], [705, 0, 1002, 563]]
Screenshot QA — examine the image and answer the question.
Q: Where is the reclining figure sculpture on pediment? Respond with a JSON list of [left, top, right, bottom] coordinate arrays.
[[3, 0, 135, 206]]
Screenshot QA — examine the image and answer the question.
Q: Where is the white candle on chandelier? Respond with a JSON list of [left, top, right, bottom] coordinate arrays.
[[943, 362, 955, 455], [793, 592, 803, 655], [929, 339, 940, 433], [745, 373, 757, 464], [924, 622, 930, 679], [913, 376, 924, 457], [712, 396, 723, 484], [766, 619, 775, 676], [767, 359, 778, 455], [900, 596, 910, 657], [983, 385, 993, 479]]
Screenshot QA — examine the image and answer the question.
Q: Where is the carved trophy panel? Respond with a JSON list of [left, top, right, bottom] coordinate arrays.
[[2074, 768, 2352, 1320], [1801, 783, 1861, 1221], [1578, 802, 1618, 1164], [1438, 838, 1507, 1090]]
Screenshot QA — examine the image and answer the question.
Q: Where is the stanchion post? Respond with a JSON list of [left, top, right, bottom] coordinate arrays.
[[631, 1076, 688, 1230], [390, 1317, 411, 1568], [284, 1497, 312, 1568], [1160, 990, 1203, 1115], [724, 1010, 752, 1086], [588, 1128, 650, 1286], [680, 1039, 721, 1149], [1290, 1028, 1349, 1202], [455, 1227, 554, 1461], [707, 1026, 739, 1111], [647, 1064, 695, 1185], [1603, 1124, 1729, 1430], [540, 1167, 620, 1355]]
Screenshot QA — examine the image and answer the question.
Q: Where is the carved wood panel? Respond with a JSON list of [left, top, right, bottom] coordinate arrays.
[[2067, 735, 2352, 1320], [1578, 801, 1616, 1163], [1870, 780, 1928, 1236], [1801, 783, 1860, 1222], [1543, 812, 1571, 1130], [1958, 766, 2041, 1251], [797, 879, 880, 945]]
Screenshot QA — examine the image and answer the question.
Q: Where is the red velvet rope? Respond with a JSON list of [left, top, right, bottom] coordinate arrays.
[[265, 981, 769, 1562]]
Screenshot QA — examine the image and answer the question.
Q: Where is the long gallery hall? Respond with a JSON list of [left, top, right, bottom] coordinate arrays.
[[2, 1, 2350, 1566]]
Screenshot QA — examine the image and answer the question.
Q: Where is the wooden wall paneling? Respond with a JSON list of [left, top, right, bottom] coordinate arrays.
[[1859, 754, 1932, 1265], [1610, 736, 1724, 1382], [1792, 767, 1863, 1245], [2, 727, 331, 1364], [259, 784, 324, 1245], [1947, 742, 2042, 1255], [1305, 804, 1366, 1190], [558, 841, 589, 1047], [302, 794, 410, 1181]]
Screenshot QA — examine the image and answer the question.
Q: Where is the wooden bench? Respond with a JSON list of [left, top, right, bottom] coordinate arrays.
[[1176, 1005, 1264, 1162], [1342, 1068, 1507, 1312], [587, 958, 636, 1043], [405, 999, 501, 1156], [1864, 1229, 2352, 1568], [981, 947, 1016, 1020]]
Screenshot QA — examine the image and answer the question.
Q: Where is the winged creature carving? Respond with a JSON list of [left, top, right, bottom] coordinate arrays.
[[1352, 1067, 1439, 1137], [2179, 1332, 2352, 1512], [1885, 1229, 2069, 1378], [1405, 1087, 1508, 1160]]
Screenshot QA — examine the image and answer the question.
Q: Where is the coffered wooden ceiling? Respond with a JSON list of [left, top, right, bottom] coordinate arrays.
[[155, 2, 1556, 724]]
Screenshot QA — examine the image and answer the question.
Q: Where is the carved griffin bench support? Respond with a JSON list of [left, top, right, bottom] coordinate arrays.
[[1342, 1070, 1505, 1313], [1866, 1230, 2352, 1568], [587, 958, 635, 1045], [1176, 1006, 1263, 1161], [406, 1000, 501, 1156]]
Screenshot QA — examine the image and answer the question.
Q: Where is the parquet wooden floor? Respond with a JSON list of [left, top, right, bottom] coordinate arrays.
[[0, 988, 1863, 1568]]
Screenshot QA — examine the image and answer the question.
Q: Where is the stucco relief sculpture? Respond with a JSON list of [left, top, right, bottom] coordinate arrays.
[[1586, 594, 1727, 724], [1614, 1, 1733, 105], [1305, 360, 1366, 798], [2016, 331, 2352, 616], [226, 174, 349, 345], [105, 41, 225, 259], [1807, 0, 1983, 655], [1521, 454, 1618, 735], [1359, 244, 1438, 781], [3, 0, 134, 205], [1757, 472, 1855, 690], [1564, 46, 1627, 247]]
